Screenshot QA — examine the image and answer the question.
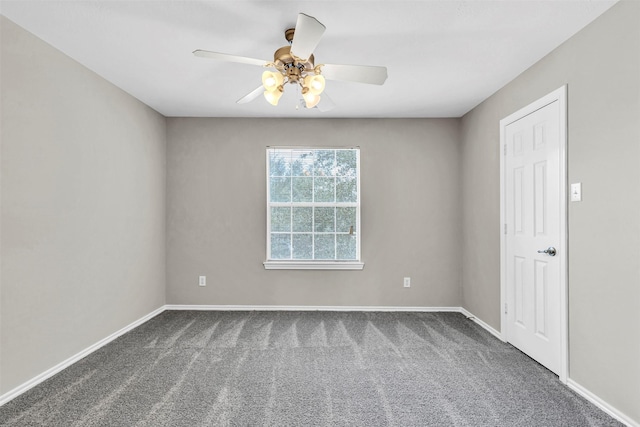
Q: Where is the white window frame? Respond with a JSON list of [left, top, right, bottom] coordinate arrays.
[[263, 147, 364, 270]]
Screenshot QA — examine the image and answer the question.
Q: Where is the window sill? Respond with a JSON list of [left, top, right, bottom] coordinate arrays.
[[263, 261, 365, 270]]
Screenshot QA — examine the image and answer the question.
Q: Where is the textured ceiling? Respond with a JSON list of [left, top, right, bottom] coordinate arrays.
[[0, 0, 617, 118]]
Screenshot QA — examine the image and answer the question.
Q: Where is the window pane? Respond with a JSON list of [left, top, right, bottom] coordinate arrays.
[[271, 234, 291, 259], [292, 207, 312, 232], [292, 234, 313, 259], [292, 177, 313, 202], [314, 150, 335, 177], [271, 207, 291, 232], [336, 207, 356, 233], [314, 234, 335, 259], [291, 150, 314, 176], [336, 177, 357, 203], [270, 177, 291, 202], [314, 177, 335, 202], [269, 150, 291, 177], [314, 207, 335, 232], [336, 150, 356, 177], [267, 147, 360, 263], [336, 235, 356, 260]]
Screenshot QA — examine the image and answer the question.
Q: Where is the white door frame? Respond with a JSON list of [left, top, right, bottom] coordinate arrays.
[[499, 85, 568, 383]]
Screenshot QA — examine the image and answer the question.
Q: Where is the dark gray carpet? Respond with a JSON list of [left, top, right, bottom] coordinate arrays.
[[0, 311, 622, 426]]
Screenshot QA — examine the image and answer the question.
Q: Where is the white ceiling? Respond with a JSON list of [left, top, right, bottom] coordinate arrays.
[[1, 0, 617, 118]]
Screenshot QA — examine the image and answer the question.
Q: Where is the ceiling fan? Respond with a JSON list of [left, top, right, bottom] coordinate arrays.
[[193, 13, 388, 112]]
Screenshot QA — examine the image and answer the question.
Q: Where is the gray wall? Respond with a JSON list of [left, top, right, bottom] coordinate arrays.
[[0, 17, 167, 394], [460, 0, 640, 422], [167, 118, 462, 308]]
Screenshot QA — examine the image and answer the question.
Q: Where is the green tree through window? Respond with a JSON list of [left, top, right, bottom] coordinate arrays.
[[267, 148, 360, 262]]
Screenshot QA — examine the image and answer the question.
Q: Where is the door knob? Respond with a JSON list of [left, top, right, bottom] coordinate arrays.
[[537, 247, 556, 256]]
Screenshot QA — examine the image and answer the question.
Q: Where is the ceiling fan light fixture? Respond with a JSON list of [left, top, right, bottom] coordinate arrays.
[[194, 13, 388, 111], [303, 91, 321, 109], [264, 88, 284, 106], [303, 74, 325, 95], [262, 70, 284, 92]]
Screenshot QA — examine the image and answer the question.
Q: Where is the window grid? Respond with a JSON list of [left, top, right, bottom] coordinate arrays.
[[266, 148, 360, 262]]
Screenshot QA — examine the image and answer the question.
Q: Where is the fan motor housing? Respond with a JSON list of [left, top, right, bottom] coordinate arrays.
[[273, 28, 315, 84], [273, 46, 314, 83]]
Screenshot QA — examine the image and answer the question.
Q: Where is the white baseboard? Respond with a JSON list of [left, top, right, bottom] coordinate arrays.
[[458, 307, 504, 341], [164, 304, 462, 312], [566, 379, 638, 427], [0, 305, 165, 407]]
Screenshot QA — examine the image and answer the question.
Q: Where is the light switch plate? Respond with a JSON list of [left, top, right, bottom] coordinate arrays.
[[570, 183, 582, 202]]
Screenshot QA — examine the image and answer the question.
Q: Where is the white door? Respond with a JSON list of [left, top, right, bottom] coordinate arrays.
[[500, 87, 567, 379]]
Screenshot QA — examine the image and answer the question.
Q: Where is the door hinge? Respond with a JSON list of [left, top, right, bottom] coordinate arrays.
[[504, 223, 507, 234], [503, 145, 507, 155], [504, 302, 508, 314]]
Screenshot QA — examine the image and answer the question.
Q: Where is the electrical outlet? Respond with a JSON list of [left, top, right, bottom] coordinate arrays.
[[199, 276, 206, 287], [403, 277, 411, 288]]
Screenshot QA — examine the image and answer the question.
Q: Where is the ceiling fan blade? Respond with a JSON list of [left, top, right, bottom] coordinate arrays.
[[316, 92, 336, 112], [193, 50, 268, 67], [237, 85, 265, 104], [321, 63, 388, 85], [290, 13, 326, 61]]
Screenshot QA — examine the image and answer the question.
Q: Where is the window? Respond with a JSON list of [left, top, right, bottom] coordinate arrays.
[[264, 147, 363, 270]]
